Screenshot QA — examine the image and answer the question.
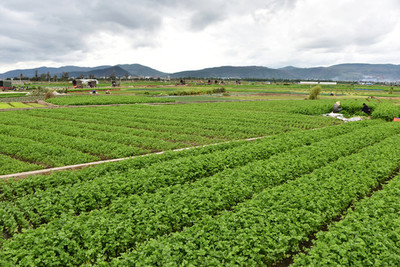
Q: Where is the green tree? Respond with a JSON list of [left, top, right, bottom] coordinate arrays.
[[61, 72, 69, 81]]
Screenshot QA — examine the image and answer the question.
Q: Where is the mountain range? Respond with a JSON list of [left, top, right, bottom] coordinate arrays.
[[1, 63, 400, 82]]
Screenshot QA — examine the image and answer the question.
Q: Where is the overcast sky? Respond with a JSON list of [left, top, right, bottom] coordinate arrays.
[[1, 0, 400, 73]]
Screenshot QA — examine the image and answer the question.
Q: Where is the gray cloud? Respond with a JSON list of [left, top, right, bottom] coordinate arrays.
[[0, 0, 169, 63], [295, 1, 400, 53], [1, 0, 400, 73]]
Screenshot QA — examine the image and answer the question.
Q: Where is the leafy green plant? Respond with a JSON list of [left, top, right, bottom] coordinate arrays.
[[0, 101, 341, 174], [372, 101, 400, 121], [293, 173, 400, 266], [0, 121, 369, 236], [1, 121, 397, 266], [113, 132, 400, 266]]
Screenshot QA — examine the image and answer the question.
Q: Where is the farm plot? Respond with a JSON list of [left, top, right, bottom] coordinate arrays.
[[45, 95, 175, 105], [0, 120, 398, 266], [0, 101, 340, 175], [0, 103, 13, 109]]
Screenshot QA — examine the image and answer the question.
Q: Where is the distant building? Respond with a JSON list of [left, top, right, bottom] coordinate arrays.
[[319, 82, 337, 85], [300, 81, 319, 85], [72, 79, 98, 88], [361, 78, 377, 84], [0, 80, 12, 89], [300, 81, 337, 85]]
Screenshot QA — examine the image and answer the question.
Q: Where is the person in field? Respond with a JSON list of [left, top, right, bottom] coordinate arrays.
[[362, 103, 371, 115], [333, 101, 342, 113]]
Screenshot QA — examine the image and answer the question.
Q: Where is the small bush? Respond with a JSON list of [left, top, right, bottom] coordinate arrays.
[[44, 91, 55, 100], [30, 86, 49, 96], [308, 86, 322, 100], [214, 87, 226, 93], [169, 87, 226, 96]]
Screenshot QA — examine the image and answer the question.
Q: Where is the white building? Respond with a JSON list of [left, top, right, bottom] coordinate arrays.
[[300, 81, 319, 85]]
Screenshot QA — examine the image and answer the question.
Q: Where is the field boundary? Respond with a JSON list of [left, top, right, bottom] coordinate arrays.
[[0, 136, 264, 181]]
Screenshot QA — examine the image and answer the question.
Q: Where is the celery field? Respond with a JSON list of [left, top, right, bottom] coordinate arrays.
[[0, 100, 341, 175], [1, 99, 400, 266]]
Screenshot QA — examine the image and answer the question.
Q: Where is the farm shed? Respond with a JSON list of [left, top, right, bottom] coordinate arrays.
[[0, 80, 12, 89], [319, 82, 337, 85], [72, 79, 98, 88]]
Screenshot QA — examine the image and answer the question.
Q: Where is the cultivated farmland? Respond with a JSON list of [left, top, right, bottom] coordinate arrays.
[[1, 99, 400, 266], [0, 101, 341, 175]]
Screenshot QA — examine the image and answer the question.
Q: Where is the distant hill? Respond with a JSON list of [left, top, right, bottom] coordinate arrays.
[[1, 63, 400, 81], [170, 64, 400, 81], [170, 66, 297, 79], [278, 64, 400, 81], [0, 66, 111, 79], [118, 64, 168, 77], [0, 64, 168, 79], [69, 66, 129, 78]]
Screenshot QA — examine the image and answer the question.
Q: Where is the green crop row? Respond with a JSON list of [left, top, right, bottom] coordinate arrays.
[[0, 154, 42, 176], [0, 121, 393, 266], [291, 98, 400, 121], [169, 87, 226, 96], [0, 100, 342, 174], [1, 112, 218, 147], [0, 93, 27, 99], [45, 95, 175, 105], [96, 103, 335, 131], [0, 120, 370, 237], [291, 99, 379, 116], [292, 174, 400, 266], [111, 126, 400, 266], [0, 138, 249, 201], [24, 102, 340, 139], [371, 100, 400, 121], [39, 100, 336, 127], [0, 134, 98, 167], [25, 107, 270, 139], [24, 108, 249, 140], [0, 124, 147, 159]]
